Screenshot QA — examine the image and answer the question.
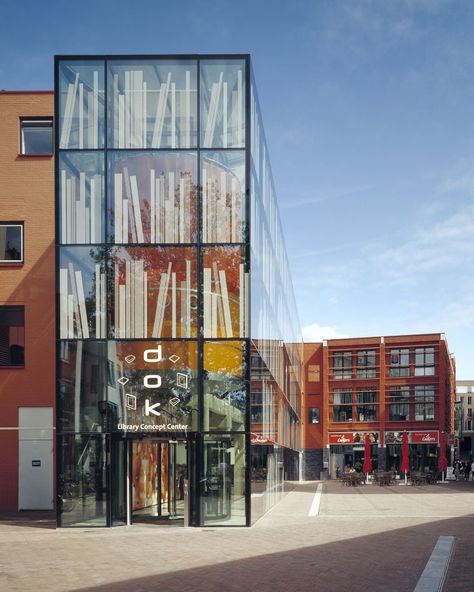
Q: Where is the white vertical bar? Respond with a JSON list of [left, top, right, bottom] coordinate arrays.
[[130, 175, 144, 243], [119, 284, 126, 339], [143, 80, 147, 147], [202, 167, 207, 242], [85, 207, 90, 244], [118, 94, 125, 149], [125, 260, 131, 337], [113, 73, 119, 147], [79, 172, 86, 243], [203, 267, 212, 337], [222, 81, 227, 148], [211, 293, 218, 338], [185, 70, 191, 148], [87, 91, 93, 148], [125, 70, 130, 148], [90, 177, 96, 243], [60, 268, 68, 338], [180, 280, 187, 338], [237, 69, 243, 146], [61, 170, 67, 243], [171, 82, 176, 148], [220, 172, 227, 242], [68, 263, 82, 338], [95, 264, 101, 338], [219, 270, 233, 338], [122, 199, 129, 244], [143, 271, 148, 337], [186, 259, 191, 337], [171, 272, 176, 338], [101, 272, 106, 338], [93, 70, 99, 149], [231, 177, 238, 242], [66, 178, 72, 243], [136, 259, 144, 338], [67, 294, 74, 338], [150, 169, 155, 243], [179, 177, 185, 243], [130, 260, 135, 337], [114, 173, 123, 243], [78, 83, 84, 149], [75, 270, 90, 338]]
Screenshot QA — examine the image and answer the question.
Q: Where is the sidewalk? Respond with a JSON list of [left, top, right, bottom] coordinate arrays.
[[0, 481, 472, 591]]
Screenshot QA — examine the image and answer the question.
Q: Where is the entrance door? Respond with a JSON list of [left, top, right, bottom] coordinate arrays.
[[131, 440, 187, 523]]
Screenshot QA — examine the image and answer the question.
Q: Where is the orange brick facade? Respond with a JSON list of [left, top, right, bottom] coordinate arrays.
[[0, 92, 55, 511], [303, 334, 455, 480]]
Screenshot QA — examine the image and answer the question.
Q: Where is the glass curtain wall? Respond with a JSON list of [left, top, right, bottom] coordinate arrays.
[[249, 69, 302, 523], [56, 55, 250, 527]]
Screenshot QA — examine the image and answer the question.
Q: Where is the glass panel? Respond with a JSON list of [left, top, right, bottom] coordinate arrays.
[[200, 60, 245, 148], [111, 437, 127, 526], [21, 120, 53, 154], [108, 60, 197, 149], [202, 246, 248, 338], [58, 60, 105, 149], [0, 224, 22, 262], [201, 151, 245, 243], [107, 340, 198, 432], [0, 306, 24, 366], [203, 340, 247, 431], [57, 434, 107, 527], [59, 247, 107, 339], [58, 152, 105, 244], [108, 151, 197, 244], [203, 434, 246, 525], [111, 246, 197, 338], [58, 341, 107, 433]]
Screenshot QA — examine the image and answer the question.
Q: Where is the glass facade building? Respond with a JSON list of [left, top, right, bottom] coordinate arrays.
[[55, 54, 302, 527]]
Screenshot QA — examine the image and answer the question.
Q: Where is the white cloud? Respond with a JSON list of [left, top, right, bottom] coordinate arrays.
[[302, 322, 349, 342]]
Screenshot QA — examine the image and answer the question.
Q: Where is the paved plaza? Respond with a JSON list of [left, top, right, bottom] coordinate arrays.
[[0, 480, 473, 592]]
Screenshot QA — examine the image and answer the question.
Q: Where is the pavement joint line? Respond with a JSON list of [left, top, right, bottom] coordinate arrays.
[[308, 483, 323, 517], [413, 535, 456, 592]]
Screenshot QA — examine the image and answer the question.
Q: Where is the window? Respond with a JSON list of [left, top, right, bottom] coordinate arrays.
[[389, 348, 409, 377], [0, 306, 24, 366], [468, 396, 472, 405], [388, 386, 410, 421], [0, 223, 23, 263], [468, 408, 473, 418], [333, 351, 352, 379], [356, 388, 377, 421], [20, 118, 53, 155], [308, 407, 320, 424], [414, 347, 435, 376], [356, 350, 376, 378], [332, 388, 352, 422], [307, 364, 320, 382], [414, 385, 435, 420], [467, 420, 472, 431]]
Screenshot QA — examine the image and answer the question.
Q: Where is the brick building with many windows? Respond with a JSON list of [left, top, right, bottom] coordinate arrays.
[[303, 334, 456, 480]]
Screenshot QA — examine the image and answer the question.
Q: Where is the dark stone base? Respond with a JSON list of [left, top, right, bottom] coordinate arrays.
[[303, 448, 324, 480]]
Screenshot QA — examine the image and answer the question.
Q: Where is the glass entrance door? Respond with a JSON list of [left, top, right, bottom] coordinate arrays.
[[131, 439, 187, 523]]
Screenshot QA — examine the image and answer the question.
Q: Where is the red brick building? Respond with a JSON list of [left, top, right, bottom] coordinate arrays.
[[303, 334, 455, 480], [0, 91, 55, 511]]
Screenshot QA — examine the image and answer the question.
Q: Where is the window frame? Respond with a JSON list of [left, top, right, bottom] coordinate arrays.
[[333, 351, 352, 380], [308, 406, 320, 424], [414, 347, 435, 377], [388, 385, 410, 421], [0, 305, 25, 367], [389, 348, 410, 377], [20, 117, 53, 156], [0, 222, 24, 264]]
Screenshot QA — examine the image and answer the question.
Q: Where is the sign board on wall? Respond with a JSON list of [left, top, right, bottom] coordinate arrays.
[[328, 432, 379, 445], [384, 431, 439, 445]]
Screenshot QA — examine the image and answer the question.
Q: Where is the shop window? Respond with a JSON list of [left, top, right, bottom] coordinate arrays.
[[414, 347, 435, 376], [389, 348, 409, 377], [0, 306, 25, 366], [0, 223, 23, 263], [333, 351, 352, 379], [332, 389, 352, 421], [308, 407, 320, 424], [388, 386, 409, 421], [308, 364, 320, 382], [356, 388, 377, 421], [20, 118, 53, 155], [414, 385, 435, 420], [356, 350, 376, 378]]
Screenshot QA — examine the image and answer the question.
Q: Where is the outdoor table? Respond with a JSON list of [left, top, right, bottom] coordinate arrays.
[[411, 472, 428, 486]]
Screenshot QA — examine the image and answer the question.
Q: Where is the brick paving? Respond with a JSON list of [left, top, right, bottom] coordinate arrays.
[[0, 480, 473, 592]]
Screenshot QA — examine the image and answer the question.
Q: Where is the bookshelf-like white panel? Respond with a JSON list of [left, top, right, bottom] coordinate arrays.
[[201, 152, 245, 244], [113, 246, 197, 338], [59, 153, 104, 245], [108, 61, 198, 149], [59, 61, 105, 149], [200, 60, 245, 149], [111, 152, 197, 244]]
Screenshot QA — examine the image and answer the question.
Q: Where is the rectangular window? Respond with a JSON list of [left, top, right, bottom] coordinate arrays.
[[388, 386, 410, 421], [356, 388, 377, 421], [414, 347, 435, 376], [468, 396, 472, 405], [333, 351, 352, 379], [414, 385, 436, 420], [20, 118, 53, 155], [0, 223, 23, 263], [308, 364, 320, 382], [467, 420, 472, 431], [332, 388, 352, 422], [0, 306, 25, 366], [389, 348, 409, 377], [356, 350, 376, 378], [468, 408, 472, 418], [308, 407, 320, 424]]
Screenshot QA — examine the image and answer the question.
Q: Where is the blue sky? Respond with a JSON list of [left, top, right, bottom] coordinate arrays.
[[1, 0, 474, 377]]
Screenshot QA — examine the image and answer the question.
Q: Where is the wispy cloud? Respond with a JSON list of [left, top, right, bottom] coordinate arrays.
[[280, 184, 373, 209]]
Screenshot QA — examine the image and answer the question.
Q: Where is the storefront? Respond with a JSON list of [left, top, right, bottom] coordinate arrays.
[[328, 432, 379, 477], [385, 431, 439, 474]]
